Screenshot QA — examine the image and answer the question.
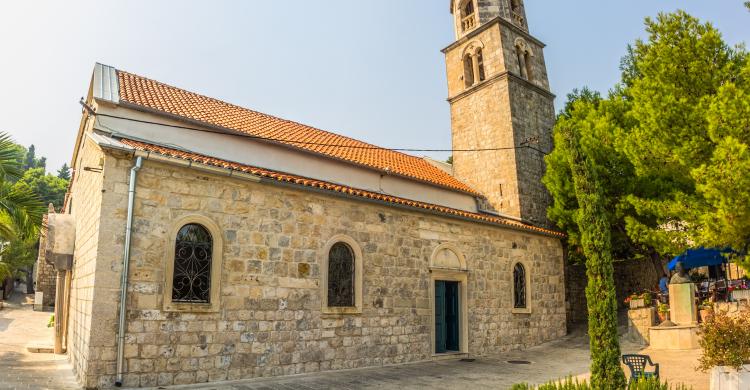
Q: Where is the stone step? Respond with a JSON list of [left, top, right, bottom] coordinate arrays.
[[26, 344, 55, 354]]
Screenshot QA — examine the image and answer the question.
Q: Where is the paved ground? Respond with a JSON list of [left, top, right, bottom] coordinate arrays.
[[0, 289, 707, 390], [135, 331, 706, 390], [0, 288, 80, 390]]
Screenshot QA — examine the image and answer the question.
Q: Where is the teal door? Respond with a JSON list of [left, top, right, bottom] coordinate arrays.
[[435, 281, 460, 353]]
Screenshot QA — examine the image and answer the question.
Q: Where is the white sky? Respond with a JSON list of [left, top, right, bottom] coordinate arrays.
[[0, 1, 747, 172]]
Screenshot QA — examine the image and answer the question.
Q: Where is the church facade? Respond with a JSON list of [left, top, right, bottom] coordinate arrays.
[[53, 1, 565, 388]]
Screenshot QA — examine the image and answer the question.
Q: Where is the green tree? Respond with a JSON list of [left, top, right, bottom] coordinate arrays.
[[14, 167, 68, 210], [617, 11, 747, 257], [545, 10, 750, 272], [557, 122, 626, 388], [57, 163, 71, 180]]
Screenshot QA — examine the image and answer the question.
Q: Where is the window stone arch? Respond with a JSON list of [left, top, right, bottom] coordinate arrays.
[[164, 214, 223, 312], [321, 235, 363, 314]]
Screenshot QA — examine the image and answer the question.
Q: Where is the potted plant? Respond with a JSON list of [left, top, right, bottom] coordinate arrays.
[[626, 293, 645, 309], [641, 291, 653, 306], [698, 311, 750, 389], [699, 300, 714, 322], [657, 303, 669, 323]]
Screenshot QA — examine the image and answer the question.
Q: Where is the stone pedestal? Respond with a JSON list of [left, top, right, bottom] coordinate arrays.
[[669, 283, 697, 325], [649, 325, 700, 350], [627, 307, 656, 345]]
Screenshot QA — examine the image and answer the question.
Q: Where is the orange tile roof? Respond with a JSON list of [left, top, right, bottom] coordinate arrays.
[[118, 138, 564, 238], [115, 70, 478, 195]]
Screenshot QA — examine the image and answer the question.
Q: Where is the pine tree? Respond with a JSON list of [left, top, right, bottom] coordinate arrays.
[[57, 163, 71, 180]]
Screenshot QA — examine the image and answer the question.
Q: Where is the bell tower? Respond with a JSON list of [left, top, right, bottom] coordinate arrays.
[[444, 0, 555, 226]]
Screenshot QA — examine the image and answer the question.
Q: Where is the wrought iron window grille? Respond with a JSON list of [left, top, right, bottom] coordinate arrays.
[[172, 223, 212, 303]]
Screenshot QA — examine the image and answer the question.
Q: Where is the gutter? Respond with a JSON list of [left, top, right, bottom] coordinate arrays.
[[115, 156, 142, 387]]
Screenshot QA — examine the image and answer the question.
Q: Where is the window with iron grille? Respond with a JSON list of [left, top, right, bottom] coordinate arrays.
[[513, 263, 527, 309], [172, 223, 212, 303], [327, 242, 355, 307]]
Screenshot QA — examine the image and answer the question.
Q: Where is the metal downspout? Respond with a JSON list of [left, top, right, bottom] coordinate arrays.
[[115, 156, 143, 387]]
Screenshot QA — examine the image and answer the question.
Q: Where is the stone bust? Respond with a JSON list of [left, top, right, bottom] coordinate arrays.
[[669, 261, 692, 284]]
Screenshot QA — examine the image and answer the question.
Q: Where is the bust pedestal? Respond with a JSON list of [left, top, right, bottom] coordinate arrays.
[[668, 283, 697, 326]]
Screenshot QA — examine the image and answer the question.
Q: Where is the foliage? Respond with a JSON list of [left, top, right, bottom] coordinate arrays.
[[47, 314, 54, 328], [657, 303, 669, 314], [0, 135, 48, 281], [698, 310, 750, 371], [511, 377, 691, 390], [0, 262, 10, 282], [561, 125, 626, 388], [14, 167, 68, 210], [544, 10, 750, 272]]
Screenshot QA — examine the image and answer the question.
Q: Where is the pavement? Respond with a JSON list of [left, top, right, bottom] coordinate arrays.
[[0, 288, 707, 390], [0, 288, 80, 390]]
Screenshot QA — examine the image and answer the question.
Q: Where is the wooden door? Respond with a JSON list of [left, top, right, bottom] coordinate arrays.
[[435, 280, 446, 353]]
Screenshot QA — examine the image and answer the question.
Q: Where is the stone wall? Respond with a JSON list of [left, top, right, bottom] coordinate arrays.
[[66, 137, 108, 387], [565, 259, 664, 327], [74, 151, 566, 388], [34, 216, 57, 309]]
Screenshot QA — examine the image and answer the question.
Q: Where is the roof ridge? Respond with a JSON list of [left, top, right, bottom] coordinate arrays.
[[113, 66, 480, 195], [117, 69, 410, 152]]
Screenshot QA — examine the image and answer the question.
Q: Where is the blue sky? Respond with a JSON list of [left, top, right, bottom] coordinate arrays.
[[0, 1, 747, 171]]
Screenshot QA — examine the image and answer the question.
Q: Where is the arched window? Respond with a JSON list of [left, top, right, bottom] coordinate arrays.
[[327, 242, 355, 307], [513, 263, 527, 309], [172, 223, 213, 303], [459, 0, 476, 32], [462, 0, 474, 17], [510, 0, 521, 12], [524, 52, 533, 81], [463, 54, 475, 88], [515, 39, 533, 81]]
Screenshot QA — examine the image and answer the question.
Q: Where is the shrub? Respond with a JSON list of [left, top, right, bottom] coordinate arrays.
[[698, 310, 750, 371], [511, 377, 691, 390]]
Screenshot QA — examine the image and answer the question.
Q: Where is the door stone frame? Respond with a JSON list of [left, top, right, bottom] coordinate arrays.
[[429, 243, 469, 355]]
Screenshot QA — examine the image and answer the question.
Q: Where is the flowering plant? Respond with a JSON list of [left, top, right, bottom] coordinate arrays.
[[657, 303, 670, 314], [624, 292, 652, 306], [698, 311, 750, 371]]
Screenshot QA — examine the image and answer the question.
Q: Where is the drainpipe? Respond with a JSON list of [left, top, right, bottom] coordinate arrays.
[[115, 156, 143, 387]]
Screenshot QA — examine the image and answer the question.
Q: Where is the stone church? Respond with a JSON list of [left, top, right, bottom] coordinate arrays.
[[44, 1, 565, 387]]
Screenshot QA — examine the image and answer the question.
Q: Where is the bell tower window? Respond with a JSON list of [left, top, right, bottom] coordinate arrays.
[[462, 46, 485, 89], [463, 54, 475, 88], [459, 0, 476, 32], [515, 38, 533, 81]]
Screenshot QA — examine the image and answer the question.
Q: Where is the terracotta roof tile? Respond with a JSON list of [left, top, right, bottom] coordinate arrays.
[[118, 138, 563, 238], [115, 70, 478, 195]]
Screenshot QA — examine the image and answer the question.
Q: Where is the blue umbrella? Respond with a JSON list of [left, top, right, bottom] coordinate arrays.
[[667, 247, 731, 270]]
